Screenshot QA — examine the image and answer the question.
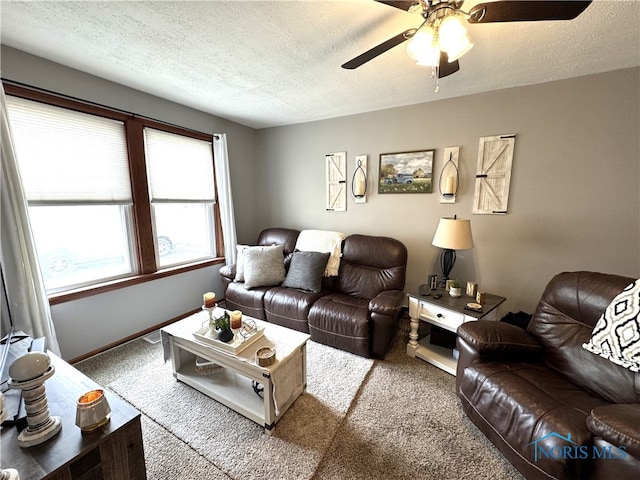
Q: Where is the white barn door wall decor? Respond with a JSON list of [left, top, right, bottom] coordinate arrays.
[[326, 151, 346, 211], [473, 135, 516, 215]]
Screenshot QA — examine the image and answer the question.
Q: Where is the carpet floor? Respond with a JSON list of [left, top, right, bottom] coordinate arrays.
[[76, 321, 523, 480]]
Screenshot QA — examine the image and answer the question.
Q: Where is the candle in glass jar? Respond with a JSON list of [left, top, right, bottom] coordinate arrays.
[[203, 292, 216, 308], [230, 310, 242, 329]]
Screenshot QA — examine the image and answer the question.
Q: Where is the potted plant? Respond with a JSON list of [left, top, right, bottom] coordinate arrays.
[[449, 279, 462, 298], [211, 312, 234, 343]]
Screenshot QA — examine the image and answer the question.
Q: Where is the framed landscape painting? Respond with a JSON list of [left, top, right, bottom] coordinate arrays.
[[378, 149, 434, 194]]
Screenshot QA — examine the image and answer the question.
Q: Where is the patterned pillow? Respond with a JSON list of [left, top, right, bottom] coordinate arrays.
[[282, 251, 330, 292], [243, 245, 286, 289], [582, 279, 640, 372]]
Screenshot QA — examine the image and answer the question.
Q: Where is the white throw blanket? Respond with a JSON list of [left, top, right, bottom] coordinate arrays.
[[582, 279, 640, 372], [295, 229, 345, 276]]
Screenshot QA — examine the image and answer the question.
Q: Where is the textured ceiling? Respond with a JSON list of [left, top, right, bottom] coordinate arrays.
[[1, 0, 639, 129]]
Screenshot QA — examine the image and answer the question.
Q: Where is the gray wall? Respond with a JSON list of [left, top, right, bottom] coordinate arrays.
[[256, 68, 640, 314], [3, 44, 639, 358], [1, 46, 258, 360]]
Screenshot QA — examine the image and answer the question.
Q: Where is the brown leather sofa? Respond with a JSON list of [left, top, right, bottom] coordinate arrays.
[[456, 271, 640, 479], [219, 228, 407, 358]]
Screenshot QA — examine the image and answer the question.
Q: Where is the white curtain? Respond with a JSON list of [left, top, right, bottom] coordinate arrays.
[[213, 134, 238, 264], [1, 85, 60, 354]]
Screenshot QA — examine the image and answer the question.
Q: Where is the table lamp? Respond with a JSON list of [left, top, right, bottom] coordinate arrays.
[[432, 215, 474, 286]]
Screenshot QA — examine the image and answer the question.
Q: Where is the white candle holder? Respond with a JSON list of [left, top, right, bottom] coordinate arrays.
[[0, 469, 20, 480], [202, 304, 217, 333], [8, 352, 62, 448], [0, 392, 20, 478]]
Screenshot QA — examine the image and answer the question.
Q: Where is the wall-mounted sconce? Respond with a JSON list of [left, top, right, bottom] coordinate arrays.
[[439, 147, 460, 204], [352, 155, 367, 203]]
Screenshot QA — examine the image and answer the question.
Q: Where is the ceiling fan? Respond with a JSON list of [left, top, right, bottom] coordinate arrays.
[[342, 0, 592, 82]]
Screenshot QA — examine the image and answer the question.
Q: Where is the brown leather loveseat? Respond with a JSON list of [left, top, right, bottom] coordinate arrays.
[[220, 228, 407, 358], [456, 271, 640, 479]]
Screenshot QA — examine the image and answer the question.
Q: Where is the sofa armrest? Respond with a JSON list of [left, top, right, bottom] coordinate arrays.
[[457, 320, 543, 360], [219, 263, 236, 281], [369, 290, 404, 315], [587, 404, 640, 459]]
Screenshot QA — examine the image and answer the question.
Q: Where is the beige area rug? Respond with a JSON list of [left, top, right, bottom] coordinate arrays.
[[77, 321, 523, 480], [313, 334, 524, 480], [104, 339, 374, 480]]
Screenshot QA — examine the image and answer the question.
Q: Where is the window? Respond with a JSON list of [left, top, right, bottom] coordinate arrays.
[[144, 128, 217, 267], [4, 84, 223, 297], [6, 96, 135, 292]]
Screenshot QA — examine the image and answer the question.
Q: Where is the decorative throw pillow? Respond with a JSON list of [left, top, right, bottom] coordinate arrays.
[[282, 251, 331, 292], [582, 279, 640, 372], [234, 244, 249, 281], [243, 245, 286, 289]]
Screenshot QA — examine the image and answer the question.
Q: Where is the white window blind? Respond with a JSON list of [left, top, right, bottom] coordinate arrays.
[[144, 128, 215, 202], [5, 96, 132, 203]]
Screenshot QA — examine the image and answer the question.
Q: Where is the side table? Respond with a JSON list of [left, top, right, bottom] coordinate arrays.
[[406, 289, 506, 375], [1, 338, 146, 479]]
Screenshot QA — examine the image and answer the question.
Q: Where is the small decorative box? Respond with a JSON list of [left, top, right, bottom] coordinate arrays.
[[255, 347, 276, 367]]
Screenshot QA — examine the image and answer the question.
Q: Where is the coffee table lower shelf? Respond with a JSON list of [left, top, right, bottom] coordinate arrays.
[[175, 356, 266, 426]]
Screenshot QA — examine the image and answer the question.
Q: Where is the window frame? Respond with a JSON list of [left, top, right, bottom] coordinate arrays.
[[4, 82, 225, 305]]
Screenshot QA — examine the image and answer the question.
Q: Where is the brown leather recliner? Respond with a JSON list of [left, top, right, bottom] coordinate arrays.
[[220, 228, 407, 358], [456, 271, 640, 479]]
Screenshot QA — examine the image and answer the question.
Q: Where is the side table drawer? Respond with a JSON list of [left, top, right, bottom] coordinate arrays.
[[418, 302, 465, 332]]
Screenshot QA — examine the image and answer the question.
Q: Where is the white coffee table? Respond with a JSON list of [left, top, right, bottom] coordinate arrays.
[[161, 310, 310, 434]]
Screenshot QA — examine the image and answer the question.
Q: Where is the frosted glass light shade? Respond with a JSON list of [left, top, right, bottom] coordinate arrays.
[[439, 14, 473, 62], [416, 45, 440, 67], [438, 15, 466, 50], [432, 217, 474, 250], [407, 28, 439, 67], [447, 35, 473, 62]]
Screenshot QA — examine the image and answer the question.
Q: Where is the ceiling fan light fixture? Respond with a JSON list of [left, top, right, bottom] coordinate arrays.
[[438, 14, 473, 61], [415, 46, 440, 67], [406, 27, 439, 67], [446, 35, 473, 62]]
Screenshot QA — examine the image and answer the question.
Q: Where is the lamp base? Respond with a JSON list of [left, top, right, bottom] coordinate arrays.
[[440, 248, 456, 287]]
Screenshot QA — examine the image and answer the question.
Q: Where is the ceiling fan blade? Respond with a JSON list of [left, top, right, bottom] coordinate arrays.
[[438, 53, 459, 78], [342, 29, 415, 69], [375, 1, 420, 12], [468, 1, 592, 24]]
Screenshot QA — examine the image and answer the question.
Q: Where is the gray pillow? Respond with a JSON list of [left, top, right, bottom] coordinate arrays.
[[243, 245, 286, 289], [282, 251, 330, 292]]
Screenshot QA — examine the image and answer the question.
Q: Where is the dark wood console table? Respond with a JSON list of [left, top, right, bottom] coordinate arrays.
[[1, 338, 146, 479]]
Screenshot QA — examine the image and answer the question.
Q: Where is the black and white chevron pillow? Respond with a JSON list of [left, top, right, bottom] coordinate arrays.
[[582, 279, 640, 372]]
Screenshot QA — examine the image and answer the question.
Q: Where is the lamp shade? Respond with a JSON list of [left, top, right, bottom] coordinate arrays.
[[432, 217, 474, 250]]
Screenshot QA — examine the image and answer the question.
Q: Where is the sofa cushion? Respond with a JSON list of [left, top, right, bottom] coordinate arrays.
[[242, 245, 286, 289], [336, 234, 407, 299], [281, 251, 330, 292], [224, 282, 269, 320], [459, 360, 610, 480], [308, 293, 370, 357], [256, 228, 300, 254], [264, 286, 327, 333]]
